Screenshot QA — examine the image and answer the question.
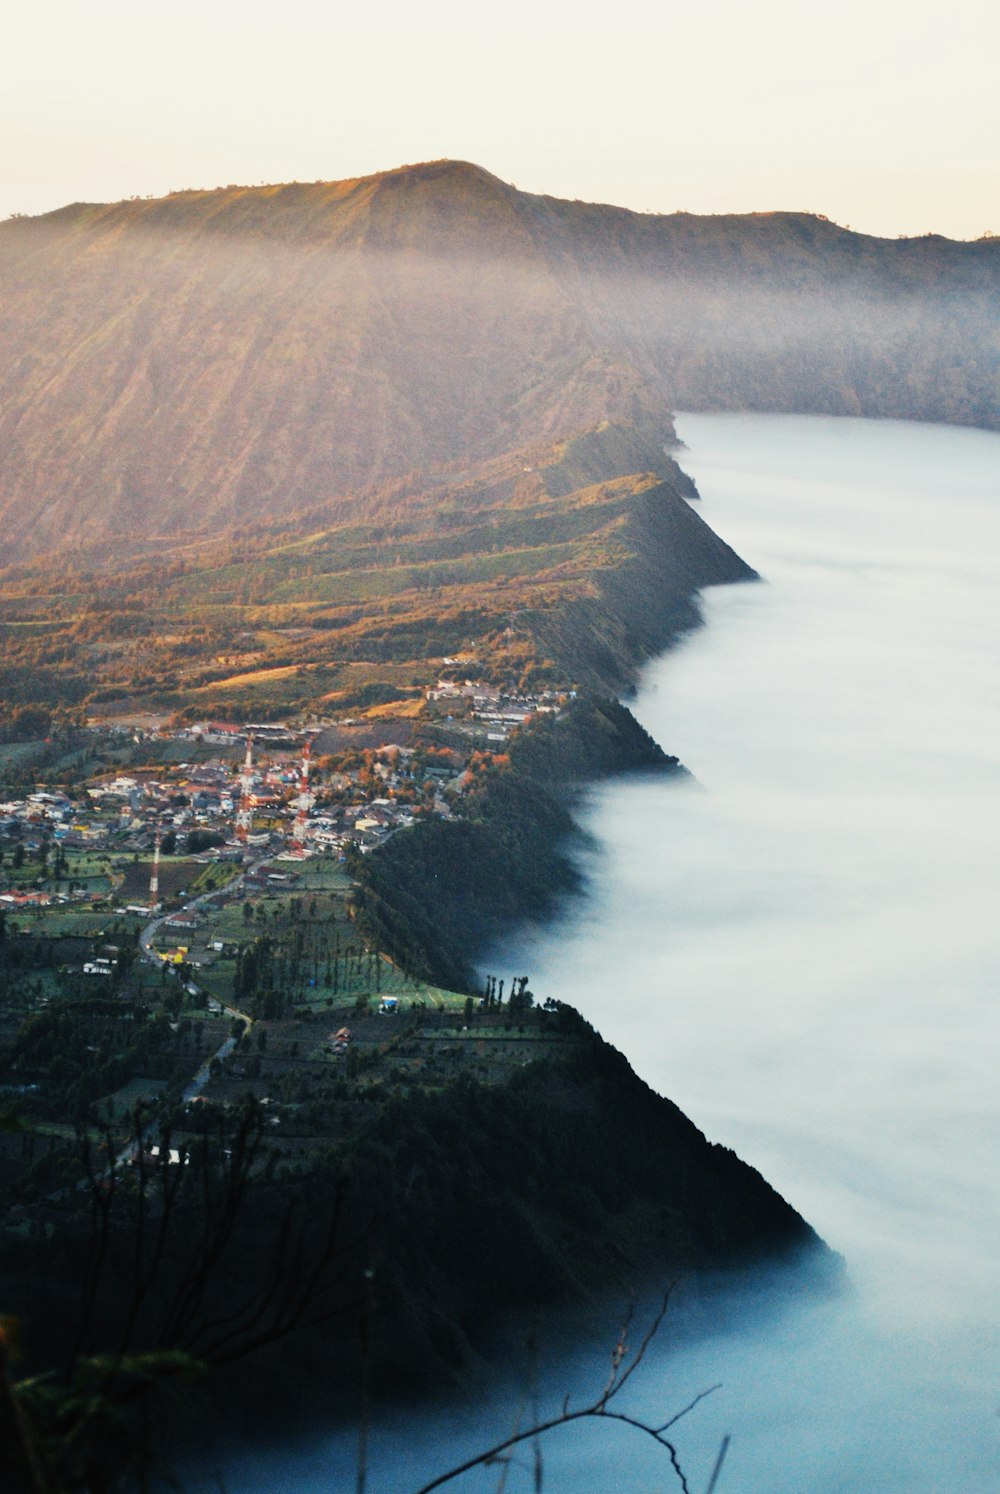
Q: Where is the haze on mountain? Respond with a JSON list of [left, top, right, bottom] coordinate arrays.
[[1, 158, 998, 558]]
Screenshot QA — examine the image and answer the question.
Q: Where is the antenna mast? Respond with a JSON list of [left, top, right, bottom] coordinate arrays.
[[235, 733, 255, 842], [292, 740, 313, 847], [149, 825, 161, 910]]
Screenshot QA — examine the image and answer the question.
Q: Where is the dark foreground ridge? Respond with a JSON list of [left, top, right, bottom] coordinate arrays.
[[192, 1007, 836, 1440]]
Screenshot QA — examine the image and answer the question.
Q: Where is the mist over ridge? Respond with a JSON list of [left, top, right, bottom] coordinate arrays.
[[1, 158, 999, 558]]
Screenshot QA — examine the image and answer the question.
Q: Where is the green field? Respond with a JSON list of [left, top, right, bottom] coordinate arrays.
[[267, 540, 583, 605], [148, 858, 470, 1018], [16, 909, 119, 937]]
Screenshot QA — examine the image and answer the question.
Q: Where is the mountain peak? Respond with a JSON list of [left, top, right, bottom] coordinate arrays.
[[370, 158, 509, 190]]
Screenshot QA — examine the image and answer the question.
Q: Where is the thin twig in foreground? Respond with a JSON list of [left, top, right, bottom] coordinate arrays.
[[408, 1294, 722, 1494]]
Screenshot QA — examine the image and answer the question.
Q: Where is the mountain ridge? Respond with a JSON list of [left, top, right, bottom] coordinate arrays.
[[2, 158, 998, 559], [15, 158, 984, 245]]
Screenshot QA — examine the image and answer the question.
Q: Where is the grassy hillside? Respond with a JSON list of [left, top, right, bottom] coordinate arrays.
[[0, 423, 749, 727]]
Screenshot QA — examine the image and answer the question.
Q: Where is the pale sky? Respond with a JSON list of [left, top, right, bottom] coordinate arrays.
[[2, 0, 997, 239]]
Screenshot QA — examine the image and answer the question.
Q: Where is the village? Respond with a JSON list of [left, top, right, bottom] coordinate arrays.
[[0, 673, 570, 1206], [0, 672, 569, 914]]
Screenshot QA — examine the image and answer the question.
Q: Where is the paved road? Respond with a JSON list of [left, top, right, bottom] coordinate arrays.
[[32, 860, 269, 1203], [138, 853, 267, 969], [125, 855, 268, 1158]]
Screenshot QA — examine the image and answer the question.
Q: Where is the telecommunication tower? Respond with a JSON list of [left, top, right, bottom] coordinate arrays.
[[149, 826, 161, 910], [292, 741, 313, 846], [235, 734, 255, 841]]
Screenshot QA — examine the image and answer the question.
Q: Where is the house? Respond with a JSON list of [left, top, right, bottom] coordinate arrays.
[[157, 947, 189, 965]]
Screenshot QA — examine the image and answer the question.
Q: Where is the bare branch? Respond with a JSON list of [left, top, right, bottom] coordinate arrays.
[[655, 1384, 724, 1435], [600, 1302, 634, 1404], [408, 1297, 720, 1494], [705, 1434, 731, 1494], [609, 1288, 675, 1400]]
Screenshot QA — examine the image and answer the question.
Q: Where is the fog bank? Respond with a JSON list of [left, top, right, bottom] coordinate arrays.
[[502, 412, 1000, 1489]]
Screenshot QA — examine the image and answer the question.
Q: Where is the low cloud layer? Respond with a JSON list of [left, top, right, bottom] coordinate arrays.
[[500, 412, 1000, 1490]]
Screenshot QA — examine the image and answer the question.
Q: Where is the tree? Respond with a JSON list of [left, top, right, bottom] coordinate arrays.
[[2, 1099, 351, 1494], [186, 830, 224, 855]]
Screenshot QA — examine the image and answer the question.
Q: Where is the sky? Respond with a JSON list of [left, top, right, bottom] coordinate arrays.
[[3, 0, 998, 239]]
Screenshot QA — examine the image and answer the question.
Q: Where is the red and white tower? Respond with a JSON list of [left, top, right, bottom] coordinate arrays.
[[291, 741, 313, 847], [149, 826, 161, 910], [235, 734, 255, 842]]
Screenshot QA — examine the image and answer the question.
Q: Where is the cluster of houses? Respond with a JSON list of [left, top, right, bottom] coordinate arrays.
[[0, 789, 108, 873], [0, 737, 466, 889], [424, 679, 567, 741], [0, 670, 572, 909], [2, 777, 232, 860], [0, 889, 56, 910]]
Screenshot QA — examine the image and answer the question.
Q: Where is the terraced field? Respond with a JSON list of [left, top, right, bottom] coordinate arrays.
[[0, 425, 682, 727]]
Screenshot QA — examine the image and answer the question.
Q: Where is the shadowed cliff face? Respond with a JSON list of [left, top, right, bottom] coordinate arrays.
[[1, 158, 998, 556]]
